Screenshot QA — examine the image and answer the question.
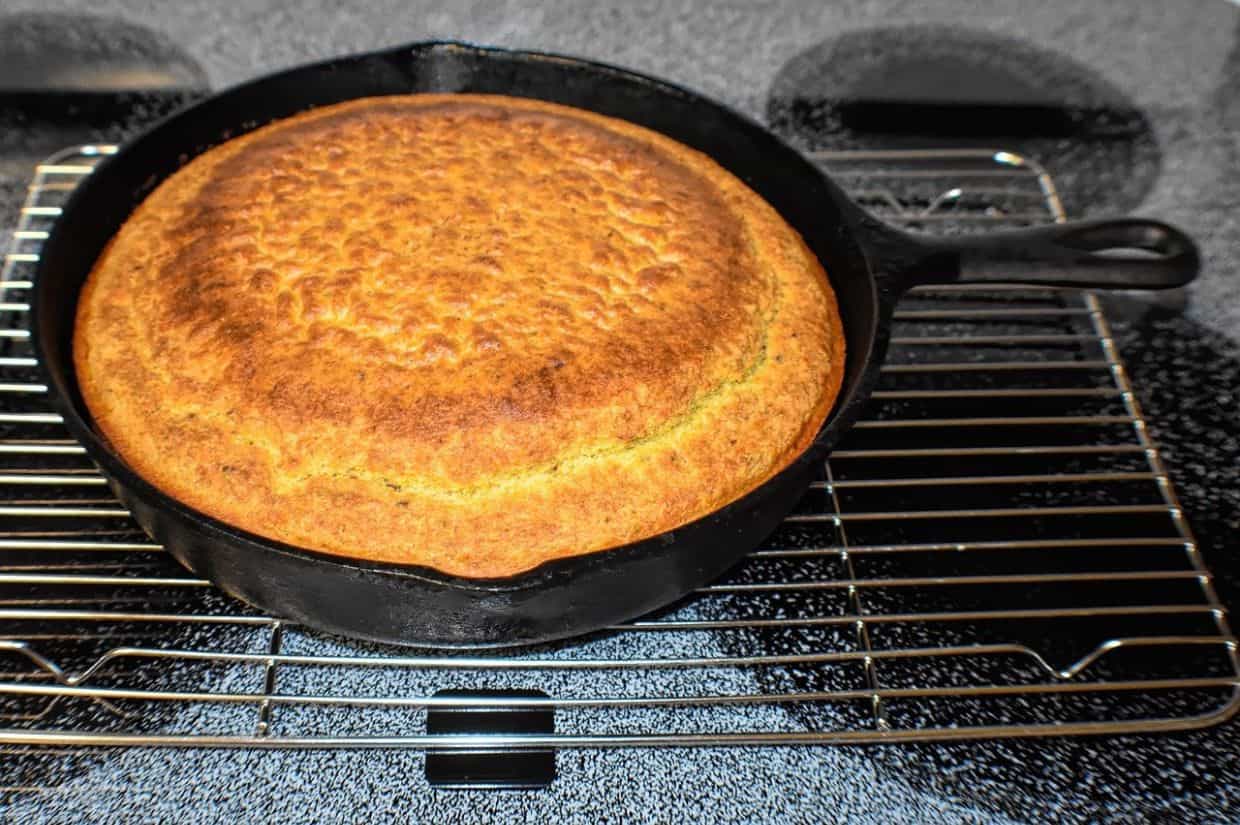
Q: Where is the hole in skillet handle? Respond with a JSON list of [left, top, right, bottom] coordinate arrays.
[[425, 689, 555, 790], [869, 217, 1201, 292]]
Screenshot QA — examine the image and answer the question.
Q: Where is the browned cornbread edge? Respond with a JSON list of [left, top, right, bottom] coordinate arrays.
[[74, 94, 845, 578]]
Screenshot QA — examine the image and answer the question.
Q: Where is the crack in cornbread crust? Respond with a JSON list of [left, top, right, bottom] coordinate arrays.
[[75, 94, 845, 578]]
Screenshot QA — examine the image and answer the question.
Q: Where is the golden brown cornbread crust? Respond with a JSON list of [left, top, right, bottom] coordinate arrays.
[[74, 94, 845, 578]]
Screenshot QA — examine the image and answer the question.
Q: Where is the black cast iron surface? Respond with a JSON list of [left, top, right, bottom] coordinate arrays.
[[31, 41, 1197, 648], [2, 1, 1239, 822]]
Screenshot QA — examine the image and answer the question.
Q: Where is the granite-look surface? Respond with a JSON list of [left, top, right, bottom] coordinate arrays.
[[1, 1, 1238, 823]]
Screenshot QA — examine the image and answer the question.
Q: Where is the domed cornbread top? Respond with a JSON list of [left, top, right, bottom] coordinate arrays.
[[74, 94, 845, 578]]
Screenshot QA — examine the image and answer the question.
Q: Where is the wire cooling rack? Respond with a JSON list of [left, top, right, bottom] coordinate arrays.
[[0, 146, 1236, 759]]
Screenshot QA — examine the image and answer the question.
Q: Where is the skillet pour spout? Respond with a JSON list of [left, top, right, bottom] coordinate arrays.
[[32, 41, 1200, 647]]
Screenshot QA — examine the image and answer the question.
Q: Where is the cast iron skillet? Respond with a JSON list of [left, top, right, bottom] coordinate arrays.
[[32, 41, 1200, 647]]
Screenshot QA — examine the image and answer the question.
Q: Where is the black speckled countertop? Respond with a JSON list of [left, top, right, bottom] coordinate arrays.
[[1, 1, 1238, 822]]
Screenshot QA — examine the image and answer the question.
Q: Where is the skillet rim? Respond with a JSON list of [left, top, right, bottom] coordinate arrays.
[[33, 38, 888, 595]]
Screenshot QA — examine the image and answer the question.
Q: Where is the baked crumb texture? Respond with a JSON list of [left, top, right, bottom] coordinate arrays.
[[75, 94, 845, 577]]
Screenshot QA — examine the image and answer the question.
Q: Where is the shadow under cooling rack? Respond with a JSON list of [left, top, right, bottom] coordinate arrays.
[[0, 145, 1235, 750]]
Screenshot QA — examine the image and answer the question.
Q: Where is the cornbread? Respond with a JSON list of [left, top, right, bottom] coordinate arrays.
[[74, 94, 845, 578]]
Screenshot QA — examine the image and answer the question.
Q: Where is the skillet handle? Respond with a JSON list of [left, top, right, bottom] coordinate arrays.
[[896, 218, 1199, 290]]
